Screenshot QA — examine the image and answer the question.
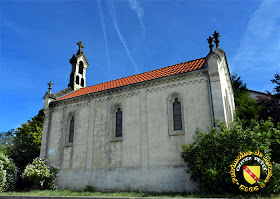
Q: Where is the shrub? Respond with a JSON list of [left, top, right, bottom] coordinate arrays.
[[0, 153, 18, 192], [181, 119, 280, 195], [83, 185, 95, 192], [21, 157, 58, 190]]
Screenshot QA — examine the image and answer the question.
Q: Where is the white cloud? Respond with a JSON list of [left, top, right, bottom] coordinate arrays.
[[128, 0, 146, 37], [231, 0, 280, 73]]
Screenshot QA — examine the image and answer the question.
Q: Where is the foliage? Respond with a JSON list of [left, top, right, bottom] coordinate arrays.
[[181, 119, 280, 195], [7, 109, 44, 171], [83, 185, 95, 192], [230, 73, 260, 124], [22, 157, 58, 190], [0, 153, 18, 192], [230, 73, 248, 98], [257, 73, 280, 126], [0, 130, 15, 155]]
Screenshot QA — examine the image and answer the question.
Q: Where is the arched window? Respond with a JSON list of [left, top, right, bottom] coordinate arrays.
[[81, 78, 85, 87], [168, 93, 185, 135], [173, 98, 182, 130], [116, 108, 122, 137], [69, 116, 75, 142], [78, 61, 84, 74]]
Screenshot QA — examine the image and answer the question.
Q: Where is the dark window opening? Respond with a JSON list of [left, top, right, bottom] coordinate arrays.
[[116, 108, 122, 137], [81, 78, 85, 87], [173, 98, 182, 130], [76, 76, 79, 84], [69, 116, 75, 142], [78, 61, 84, 74]]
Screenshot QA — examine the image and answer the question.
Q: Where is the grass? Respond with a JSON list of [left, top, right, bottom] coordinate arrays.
[[0, 189, 280, 198]]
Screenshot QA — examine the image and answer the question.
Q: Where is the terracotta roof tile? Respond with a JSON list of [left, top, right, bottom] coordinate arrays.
[[57, 58, 205, 101]]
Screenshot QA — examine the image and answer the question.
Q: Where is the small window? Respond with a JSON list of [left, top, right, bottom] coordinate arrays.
[[78, 61, 84, 74], [173, 98, 182, 130], [69, 116, 75, 142], [81, 78, 85, 87], [116, 108, 122, 137]]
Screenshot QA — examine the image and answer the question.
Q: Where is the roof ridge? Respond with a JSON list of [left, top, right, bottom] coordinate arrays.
[[85, 57, 205, 89], [56, 57, 206, 102]]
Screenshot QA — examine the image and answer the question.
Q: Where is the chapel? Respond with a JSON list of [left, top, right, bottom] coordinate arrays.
[[40, 31, 235, 192]]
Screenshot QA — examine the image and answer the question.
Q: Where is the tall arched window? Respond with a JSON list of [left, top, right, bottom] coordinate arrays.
[[69, 116, 75, 142], [110, 104, 124, 141], [173, 98, 182, 130], [116, 108, 122, 137]]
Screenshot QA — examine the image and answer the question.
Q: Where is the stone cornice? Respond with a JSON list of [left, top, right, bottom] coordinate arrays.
[[49, 68, 208, 110]]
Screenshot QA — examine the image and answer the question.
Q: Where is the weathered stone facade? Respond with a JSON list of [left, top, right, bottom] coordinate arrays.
[[40, 41, 235, 192]]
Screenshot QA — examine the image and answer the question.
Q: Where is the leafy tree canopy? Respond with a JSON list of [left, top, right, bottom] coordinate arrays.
[[257, 73, 280, 126], [230, 73, 260, 124], [6, 109, 44, 171]]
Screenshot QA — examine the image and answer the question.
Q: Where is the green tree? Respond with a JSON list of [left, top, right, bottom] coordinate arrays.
[[230, 73, 260, 125], [257, 73, 280, 126], [7, 109, 44, 171], [0, 130, 15, 155]]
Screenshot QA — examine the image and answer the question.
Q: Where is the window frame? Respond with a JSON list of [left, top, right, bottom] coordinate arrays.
[[110, 104, 124, 142]]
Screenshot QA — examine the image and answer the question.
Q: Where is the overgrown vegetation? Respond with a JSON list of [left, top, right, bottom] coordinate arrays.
[[181, 119, 280, 195]]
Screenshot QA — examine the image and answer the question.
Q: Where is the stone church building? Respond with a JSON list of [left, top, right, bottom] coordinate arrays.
[[40, 33, 235, 192]]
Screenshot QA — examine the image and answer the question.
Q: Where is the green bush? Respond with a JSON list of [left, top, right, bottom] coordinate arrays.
[[181, 119, 280, 195], [83, 185, 95, 192], [0, 153, 18, 192], [21, 157, 58, 190]]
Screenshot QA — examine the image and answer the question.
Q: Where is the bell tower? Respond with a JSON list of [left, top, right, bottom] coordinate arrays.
[[68, 41, 89, 91]]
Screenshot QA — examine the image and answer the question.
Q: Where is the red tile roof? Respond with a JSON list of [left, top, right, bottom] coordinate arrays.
[[57, 58, 206, 101]]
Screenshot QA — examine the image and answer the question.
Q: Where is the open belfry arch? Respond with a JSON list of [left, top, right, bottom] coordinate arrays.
[[40, 31, 235, 192]]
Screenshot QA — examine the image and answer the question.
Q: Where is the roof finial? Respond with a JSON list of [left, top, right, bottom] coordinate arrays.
[[207, 36, 214, 52], [48, 81, 54, 94], [213, 30, 220, 48], [77, 41, 84, 54]]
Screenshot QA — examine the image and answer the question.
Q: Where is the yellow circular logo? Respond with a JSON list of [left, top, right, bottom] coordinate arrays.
[[230, 150, 272, 192]]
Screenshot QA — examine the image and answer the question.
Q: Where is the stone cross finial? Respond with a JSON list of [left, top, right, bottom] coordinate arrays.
[[77, 41, 84, 51], [48, 81, 54, 94], [207, 36, 214, 52], [213, 30, 220, 48]]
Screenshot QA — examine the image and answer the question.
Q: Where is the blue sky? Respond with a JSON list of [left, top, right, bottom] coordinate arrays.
[[0, 0, 279, 132]]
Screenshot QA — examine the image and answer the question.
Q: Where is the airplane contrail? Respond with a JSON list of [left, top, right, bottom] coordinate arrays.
[[97, 0, 112, 80], [106, 0, 140, 74]]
